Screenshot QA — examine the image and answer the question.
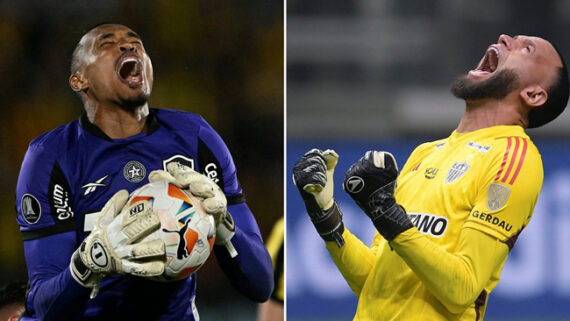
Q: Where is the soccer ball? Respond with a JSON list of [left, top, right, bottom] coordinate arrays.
[[128, 180, 216, 281]]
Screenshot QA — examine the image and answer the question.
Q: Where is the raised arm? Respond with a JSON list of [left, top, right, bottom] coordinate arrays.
[[292, 149, 376, 295]]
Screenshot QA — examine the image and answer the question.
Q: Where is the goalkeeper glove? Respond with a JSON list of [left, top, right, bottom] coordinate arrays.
[[70, 190, 165, 298], [343, 151, 414, 241], [292, 149, 345, 247], [149, 163, 238, 258]]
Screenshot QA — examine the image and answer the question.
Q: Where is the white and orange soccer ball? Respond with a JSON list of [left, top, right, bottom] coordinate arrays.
[[128, 180, 216, 281]]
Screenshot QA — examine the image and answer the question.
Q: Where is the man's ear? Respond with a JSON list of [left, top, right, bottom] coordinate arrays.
[[520, 85, 548, 107], [69, 73, 88, 92]]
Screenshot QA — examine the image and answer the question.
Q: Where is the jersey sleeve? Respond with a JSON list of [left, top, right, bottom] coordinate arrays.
[[463, 136, 543, 246], [196, 116, 274, 302], [325, 228, 377, 296], [16, 141, 76, 240], [392, 227, 509, 314], [196, 117, 242, 199], [16, 140, 93, 320]]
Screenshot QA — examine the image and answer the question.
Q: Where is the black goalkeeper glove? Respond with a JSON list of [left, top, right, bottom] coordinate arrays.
[[343, 151, 413, 241], [292, 149, 345, 247]]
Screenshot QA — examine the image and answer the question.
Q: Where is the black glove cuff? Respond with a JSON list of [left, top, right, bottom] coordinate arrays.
[[370, 204, 414, 241], [303, 196, 323, 219], [310, 201, 345, 248], [71, 248, 93, 285]]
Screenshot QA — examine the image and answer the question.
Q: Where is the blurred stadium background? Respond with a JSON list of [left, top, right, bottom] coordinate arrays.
[[287, 0, 570, 321], [0, 1, 282, 320]]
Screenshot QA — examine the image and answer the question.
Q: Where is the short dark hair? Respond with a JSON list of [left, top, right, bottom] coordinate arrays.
[[0, 281, 27, 308], [527, 44, 569, 128]]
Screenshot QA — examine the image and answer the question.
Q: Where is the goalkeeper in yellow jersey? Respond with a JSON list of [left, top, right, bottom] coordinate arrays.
[[292, 34, 569, 321]]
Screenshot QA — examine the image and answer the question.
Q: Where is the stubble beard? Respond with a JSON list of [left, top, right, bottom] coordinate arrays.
[[450, 69, 520, 101], [118, 92, 150, 113]]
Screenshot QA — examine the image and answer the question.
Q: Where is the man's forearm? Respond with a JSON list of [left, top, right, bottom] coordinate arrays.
[[326, 228, 376, 296], [214, 203, 274, 302], [28, 268, 91, 321], [391, 227, 508, 313], [24, 232, 91, 321]]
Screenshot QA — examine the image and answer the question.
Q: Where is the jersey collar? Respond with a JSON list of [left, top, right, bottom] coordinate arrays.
[[78, 109, 160, 142]]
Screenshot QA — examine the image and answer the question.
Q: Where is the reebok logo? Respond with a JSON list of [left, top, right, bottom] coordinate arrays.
[[81, 175, 109, 196]]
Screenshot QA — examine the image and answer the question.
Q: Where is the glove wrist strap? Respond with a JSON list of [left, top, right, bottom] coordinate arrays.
[[370, 203, 414, 241], [310, 201, 345, 248], [70, 250, 95, 287]]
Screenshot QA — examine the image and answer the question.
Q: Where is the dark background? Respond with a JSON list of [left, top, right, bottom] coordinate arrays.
[[0, 1, 283, 319]]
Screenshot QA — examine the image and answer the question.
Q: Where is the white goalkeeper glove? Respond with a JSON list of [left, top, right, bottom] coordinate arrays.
[[70, 190, 165, 298], [149, 163, 238, 258]]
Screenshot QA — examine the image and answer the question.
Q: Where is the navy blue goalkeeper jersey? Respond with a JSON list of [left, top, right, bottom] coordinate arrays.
[[15, 108, 273, 321]]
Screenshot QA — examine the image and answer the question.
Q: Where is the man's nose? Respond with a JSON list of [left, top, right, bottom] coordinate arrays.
[[498, 34, 513, 50], [119, 41, 136, 52]]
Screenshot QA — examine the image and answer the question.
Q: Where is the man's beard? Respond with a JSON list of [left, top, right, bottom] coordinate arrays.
[[450, 69, 520, 101], [118, 93, 150, 112]]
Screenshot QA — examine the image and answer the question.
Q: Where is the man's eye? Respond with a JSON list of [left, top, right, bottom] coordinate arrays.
[[100, 42, 114, 47]]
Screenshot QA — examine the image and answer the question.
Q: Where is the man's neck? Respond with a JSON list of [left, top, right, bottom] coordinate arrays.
[[84, 102, 149, 139], [456, 96, 526, 133]]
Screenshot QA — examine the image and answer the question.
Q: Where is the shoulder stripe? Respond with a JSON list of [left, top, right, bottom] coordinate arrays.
[[495, 137, 512, 181], [495, 137, 528, 185], [501, 137, 520, 183], [509, 138, 528, 185]]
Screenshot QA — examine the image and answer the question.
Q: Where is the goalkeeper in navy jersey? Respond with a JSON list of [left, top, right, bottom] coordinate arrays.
[[15, 23, 273, 321]]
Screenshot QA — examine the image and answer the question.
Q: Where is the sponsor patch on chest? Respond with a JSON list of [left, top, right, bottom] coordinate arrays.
[[408, 213, 449, 237], [467, 141, 492, 154]]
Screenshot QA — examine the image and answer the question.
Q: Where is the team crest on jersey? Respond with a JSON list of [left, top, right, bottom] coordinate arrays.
[[123, 161, 146, 183], [487, 182, 511, 211], [21, 193, 41, 224], [162, 155, 195, 171], [445, 161, 471, 184]]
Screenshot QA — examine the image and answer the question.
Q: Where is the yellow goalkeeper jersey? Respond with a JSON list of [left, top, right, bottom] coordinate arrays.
[[327, 125, 543, 321]]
